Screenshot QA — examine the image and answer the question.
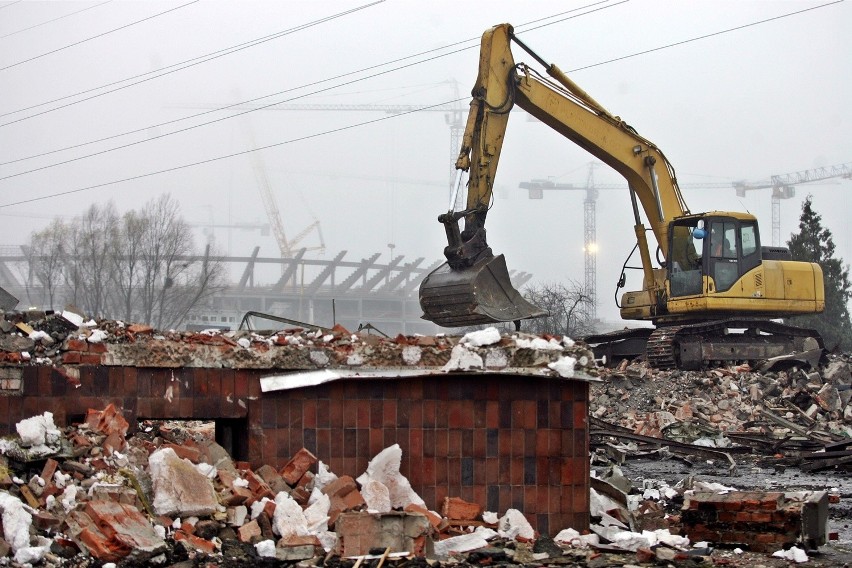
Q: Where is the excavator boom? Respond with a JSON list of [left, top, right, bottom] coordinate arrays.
[[421, 23, 686, 327]]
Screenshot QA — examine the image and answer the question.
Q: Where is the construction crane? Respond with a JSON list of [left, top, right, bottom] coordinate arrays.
[[241, 119, 325, 260], [734, 162, 852, 246], [520, 165, 732, 322]]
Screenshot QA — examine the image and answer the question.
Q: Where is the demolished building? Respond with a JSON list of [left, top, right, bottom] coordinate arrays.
[[0, 310, 598, 539], [0, 308, 849, 566]]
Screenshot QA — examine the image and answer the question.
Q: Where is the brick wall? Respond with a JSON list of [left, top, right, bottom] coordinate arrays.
[[0, 365, 590, 535]]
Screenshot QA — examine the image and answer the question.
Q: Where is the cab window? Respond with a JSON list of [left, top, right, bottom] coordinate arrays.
[[741, 224, 757, 256]]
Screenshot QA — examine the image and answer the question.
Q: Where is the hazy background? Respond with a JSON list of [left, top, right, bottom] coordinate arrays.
[[1, 0, 849, 326]]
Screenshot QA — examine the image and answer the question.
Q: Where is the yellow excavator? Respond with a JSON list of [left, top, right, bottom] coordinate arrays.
[[419, 23, 825, 369]]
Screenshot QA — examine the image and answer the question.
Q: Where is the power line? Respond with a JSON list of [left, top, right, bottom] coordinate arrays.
[[0, 0, 200, 72], [0, 1, 114, 40], [0, 56, 470, 181], [0, 0, 618, 167], [0, 0, 385, 123], [0, 100, 461, 208], [0, 1, 23, 10], [569, 0, 844, 72], [0, 0, 842, 205]]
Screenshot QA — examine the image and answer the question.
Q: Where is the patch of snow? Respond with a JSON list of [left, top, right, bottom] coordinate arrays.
[[303, 492, 330, 533], [28, 330, 50, 342], [14, 545, 48, 565], [442, 344, 483, 372], [313, 461, 338, 491], [548, 356, 577, 378], [401, 345, 422, 365], [272, 491, 309, 538], [554, 527, 600, 548], [497, 508, 534, 540], [255, 539, 277, 558], [772, 546, 809, 563], [0, 492, 32, 552], [514, 336, 563, 350], [16, 412, 61, 447], [87, 329, 108, 343], [433, 532, 490, 558], [61, 310, 84, 328], [461, 327, 502, 347]]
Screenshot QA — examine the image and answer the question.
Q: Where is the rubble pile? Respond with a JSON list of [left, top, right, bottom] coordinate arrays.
[[0, 407, 591, 567], [591, 355, 852, 447], [0, 309, 600, 379]]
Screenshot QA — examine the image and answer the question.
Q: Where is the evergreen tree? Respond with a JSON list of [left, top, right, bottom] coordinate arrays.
[[786, 195, 852, 352]]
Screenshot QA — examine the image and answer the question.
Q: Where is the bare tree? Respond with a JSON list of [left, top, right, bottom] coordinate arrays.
[[23, 219, 67, 308], [61, 203, 119, 317], [22, 193, 223, 328], [135, 194, 224, 329], [520, 281, 595, 338], [111, 210, 148, 322]]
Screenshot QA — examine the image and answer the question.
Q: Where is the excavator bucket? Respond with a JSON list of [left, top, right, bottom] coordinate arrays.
[[419, 253, 546, 327]]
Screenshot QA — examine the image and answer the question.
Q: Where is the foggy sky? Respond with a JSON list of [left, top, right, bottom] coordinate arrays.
[[1, 0, 850, 325]]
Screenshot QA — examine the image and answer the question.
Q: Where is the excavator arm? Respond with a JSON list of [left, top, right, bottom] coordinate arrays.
[[421, 23, 689, 327]]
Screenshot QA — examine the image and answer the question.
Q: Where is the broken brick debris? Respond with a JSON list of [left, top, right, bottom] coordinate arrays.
[[1, 405, 595, 566], [591, 354, 852, 465], [681, 490, 829, 552]]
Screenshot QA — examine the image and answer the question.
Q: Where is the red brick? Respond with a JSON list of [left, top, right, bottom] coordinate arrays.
[[174, 530, 217, 554], [81, 500, 166, 561], [278, 534, 322, 548], [280, 447, 317, 485], [751, 511, 772, 523], [238, 520, 261, 543], [263, 500, 277, 519], [243, 469, 274, 500], [62, 351, 82, 364], [81, 354, 103, 365], [405, 504, 442, 528], [41, 458, 59, 482], [66, 338, 88, 352], [442, 496, 482, 521]]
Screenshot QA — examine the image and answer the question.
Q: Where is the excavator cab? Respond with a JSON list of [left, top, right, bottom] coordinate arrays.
[[667, 214, 763, 299]]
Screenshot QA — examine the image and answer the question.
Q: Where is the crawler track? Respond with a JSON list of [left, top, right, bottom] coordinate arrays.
[[646, 318, 823, 370], [586, 319, 823, 370]]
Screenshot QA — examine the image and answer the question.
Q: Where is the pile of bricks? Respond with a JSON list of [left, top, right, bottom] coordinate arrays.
[[680, 490, 828, 552], [0, 407, 546, 564]]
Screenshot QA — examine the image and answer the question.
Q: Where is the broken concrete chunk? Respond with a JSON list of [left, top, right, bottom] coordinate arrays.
[[148, 447, 218, 517], [272, 491, 310, 540], [333, 511, 432, 557], [356, 444, 425, 509], [361, 479, 391, 513], [823, 360, 852, 385]]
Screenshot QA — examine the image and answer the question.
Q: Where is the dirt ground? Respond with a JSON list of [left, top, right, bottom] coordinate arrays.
[[612, 453, 852, 567]]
